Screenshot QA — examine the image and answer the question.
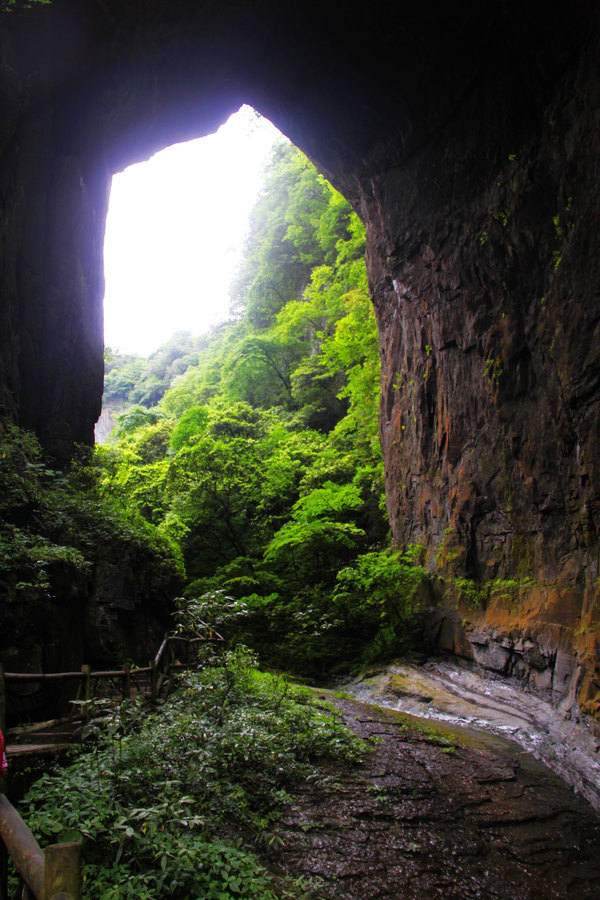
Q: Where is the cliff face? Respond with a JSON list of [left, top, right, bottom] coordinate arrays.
[[1, 1, 599, 718], [370, 32, 600, 589], [358, 12, 600, 723]]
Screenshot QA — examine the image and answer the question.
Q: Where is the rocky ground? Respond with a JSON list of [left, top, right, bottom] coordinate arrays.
[[268, 694, 600, 899]]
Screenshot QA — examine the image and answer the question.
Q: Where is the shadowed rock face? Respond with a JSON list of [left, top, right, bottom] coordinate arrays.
[[1, 2, 600, 714]]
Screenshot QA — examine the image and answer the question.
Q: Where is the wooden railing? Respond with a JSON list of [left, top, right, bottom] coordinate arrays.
[[0, 795, 80, 899], [0, 624, 224, 898], [0, 626, 224, 736]]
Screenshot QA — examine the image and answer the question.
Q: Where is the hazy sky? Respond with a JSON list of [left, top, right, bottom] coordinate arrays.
[[103, 106, 283, 357]]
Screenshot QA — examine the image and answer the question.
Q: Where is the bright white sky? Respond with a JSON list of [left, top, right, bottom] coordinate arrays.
[[103, 106, 283, 357]]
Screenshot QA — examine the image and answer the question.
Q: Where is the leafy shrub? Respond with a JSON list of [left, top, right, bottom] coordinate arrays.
[[173, 591, 249, 636], [218, 546, 430, 677], [20, 648, 367, 898], [333, 546, 429, 665]]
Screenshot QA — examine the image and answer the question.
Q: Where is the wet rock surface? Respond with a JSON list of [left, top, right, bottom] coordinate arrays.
[[348, 659, 600, 813], [270, 694, 600, 899], [426, 589, 600, 732]]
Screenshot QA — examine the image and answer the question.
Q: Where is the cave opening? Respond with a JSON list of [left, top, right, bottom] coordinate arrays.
[[1, 0, 599, 729], [102, 106, 281, 359], [97, 103, 349, 441]]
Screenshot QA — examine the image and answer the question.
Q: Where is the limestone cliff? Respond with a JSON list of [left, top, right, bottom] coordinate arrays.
[[1, 0, 599, 721]]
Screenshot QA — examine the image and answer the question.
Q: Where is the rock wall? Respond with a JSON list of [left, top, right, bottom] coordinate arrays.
[[426, 580, 600, 733], [1, 1, 600, 717], [0, 543, 178, 723], [370, 28, 600, 588], [355, 8, 600, 723]]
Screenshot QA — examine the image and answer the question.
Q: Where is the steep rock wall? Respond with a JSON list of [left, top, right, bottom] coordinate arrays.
[[1, 1, 599, 718], [358, 12, 600, 723], [370, 35, 600, 587]]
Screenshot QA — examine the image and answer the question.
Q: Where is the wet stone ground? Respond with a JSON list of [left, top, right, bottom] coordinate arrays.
[[268, 695, 600, 899]]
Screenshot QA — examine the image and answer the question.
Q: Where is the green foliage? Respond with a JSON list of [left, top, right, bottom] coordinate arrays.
[[0, 420, 182, 597], [112, 406, 163, 439], [318, 282, 380, 453], [104, 332, 211, 411], [0, 423, 92, 591], [451, 577, 486, 609], [21, 649, 366, 898], [444, 575, 540, 613], [173, 591, 248, 634], [94, 138, 408, 676], [163, 404, 290, 577], [170, 406, 209, 452], [264, 481, 366, 587], [483, 356, 504, 384], [333, 547, 429, 664], [230, 143, 345, 330], [230, 546, 429, 676]]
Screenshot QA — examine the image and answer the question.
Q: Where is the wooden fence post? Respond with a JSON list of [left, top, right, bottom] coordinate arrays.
[[80, 665, 91, 725], [45, 841, 81, 900], [150, 660, 158, 700], [0, 664, 6, 738], [122, 664, 131, 701]]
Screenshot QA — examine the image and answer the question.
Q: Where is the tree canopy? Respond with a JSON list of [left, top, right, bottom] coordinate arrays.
[[95, 141, 427, 674]]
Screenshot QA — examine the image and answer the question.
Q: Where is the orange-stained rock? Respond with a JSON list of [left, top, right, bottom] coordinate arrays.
[[426, 580, 600, 728]]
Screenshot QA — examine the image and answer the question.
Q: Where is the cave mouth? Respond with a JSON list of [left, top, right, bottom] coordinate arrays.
[[103, 105, 282, 359], [2, 0, 600, 725], [96, 105, 287, 442]]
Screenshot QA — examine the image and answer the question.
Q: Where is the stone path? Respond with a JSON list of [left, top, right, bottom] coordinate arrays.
[[268, 695, 600, 899]]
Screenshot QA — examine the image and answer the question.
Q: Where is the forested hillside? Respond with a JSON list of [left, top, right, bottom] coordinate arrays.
[[104, 332, 211, 413], [97, 142, 427, 675]]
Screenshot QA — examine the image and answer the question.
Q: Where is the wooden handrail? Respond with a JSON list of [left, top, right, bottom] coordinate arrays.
[[170, 635, 223, 645], [0, 628, 223, 898], [153, 634, 170, 669], [3, 636, 221, 684], [0, 795, 80, 899], [0, 794, 44, 898], [1, 631, 225, 730]]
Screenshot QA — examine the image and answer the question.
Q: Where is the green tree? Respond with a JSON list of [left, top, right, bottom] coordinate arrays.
[[94, 137, 400, 676]]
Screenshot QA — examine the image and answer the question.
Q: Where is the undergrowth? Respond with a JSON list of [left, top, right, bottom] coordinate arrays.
[[185, 545, 430, 679], [18, 647, 367, 899]]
